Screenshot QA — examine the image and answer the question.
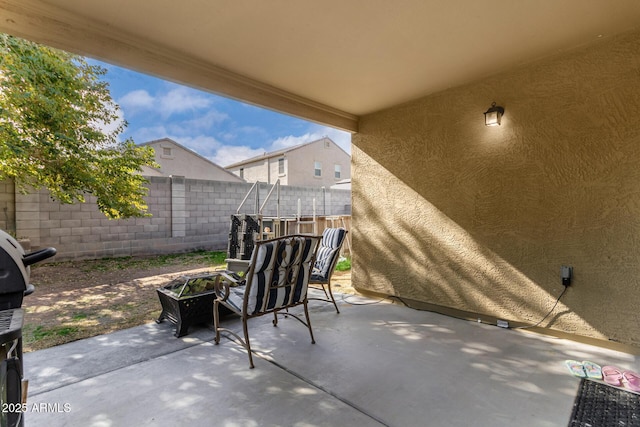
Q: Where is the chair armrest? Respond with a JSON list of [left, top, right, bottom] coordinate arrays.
[[214, 271, 243, 301]]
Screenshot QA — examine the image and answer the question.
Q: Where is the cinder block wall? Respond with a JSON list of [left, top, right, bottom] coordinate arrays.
[[11, 177, 350, 260]]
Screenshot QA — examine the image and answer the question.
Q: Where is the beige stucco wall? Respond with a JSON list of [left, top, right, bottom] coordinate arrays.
[[228, 156, 285, 184], [287, 138, 351, 187], [233, 158, 273, 184], [227, 138, 351, 187], [352, 28, 640, 347], [269, 156, 286, 185], [145, 139, 244, 182]]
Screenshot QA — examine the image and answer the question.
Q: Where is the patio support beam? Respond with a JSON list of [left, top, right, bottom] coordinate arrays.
[[0, 0, 360, 133]]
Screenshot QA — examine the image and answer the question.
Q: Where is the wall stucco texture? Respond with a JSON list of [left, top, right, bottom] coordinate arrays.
[[352, 28, 640, 347]]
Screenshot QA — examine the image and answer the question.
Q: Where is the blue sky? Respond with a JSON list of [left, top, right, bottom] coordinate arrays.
[[95, 61, 351, 167]]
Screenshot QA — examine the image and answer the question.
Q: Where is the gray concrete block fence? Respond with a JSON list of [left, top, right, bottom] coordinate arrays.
[[6, 177, 351, 261]]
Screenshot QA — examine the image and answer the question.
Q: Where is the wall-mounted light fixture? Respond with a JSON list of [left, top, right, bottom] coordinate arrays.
[[484, 102, 504, 126]]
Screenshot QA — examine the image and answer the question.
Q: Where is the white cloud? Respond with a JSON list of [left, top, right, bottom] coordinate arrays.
[[212, 145, 265, 167], [158, 87, 213, 118], [174, 135, 222, 158], [131, 125, 170, 143], [89, 103, 127, 145], [213, 125, 269, 147], [118, 89, 154, 111], [219, 132, 236, 142], [270, 133, 315, 150], [183, 110, 229, 130], [237, 125, 267, 135], [117, 86, 214, 119]]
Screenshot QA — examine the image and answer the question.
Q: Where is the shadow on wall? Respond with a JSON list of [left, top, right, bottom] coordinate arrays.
[[350, 30, 640, 347], [350, 138, 640, 345], [352, 170, 591, 331]]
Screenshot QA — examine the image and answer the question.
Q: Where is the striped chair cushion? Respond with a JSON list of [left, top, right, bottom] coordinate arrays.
[[241, 236, 318, 315], [225, 286, 247, 312], [292, 236, 317, 303], [245, 238, 279, 315], [312, 228, 347, 282]]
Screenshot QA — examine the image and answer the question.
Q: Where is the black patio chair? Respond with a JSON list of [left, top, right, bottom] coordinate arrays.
[[309, 228, 348, 313], [213, 234, 321, 368]]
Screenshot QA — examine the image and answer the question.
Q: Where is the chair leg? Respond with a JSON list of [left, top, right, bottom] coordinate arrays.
[[303, 301, 316, 344], [320, 285, 330, 300], [242, 317, 255, 369], [325, 281, 340, 314], [213, 300, 220, 344]]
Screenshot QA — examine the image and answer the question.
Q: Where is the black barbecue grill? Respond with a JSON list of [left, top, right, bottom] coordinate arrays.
[[0, 231, 56, 311], [0, 230, 56, 427]]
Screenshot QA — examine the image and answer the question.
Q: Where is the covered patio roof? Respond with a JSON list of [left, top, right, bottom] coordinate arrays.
[[2, 0, 640, 132]]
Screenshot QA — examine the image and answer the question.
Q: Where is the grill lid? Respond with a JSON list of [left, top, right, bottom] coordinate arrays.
[[0, 230, 29, 294], [0, 230, 57, 295]]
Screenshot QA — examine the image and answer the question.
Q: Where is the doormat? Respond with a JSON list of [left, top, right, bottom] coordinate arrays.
[[568, 378, 640, 426]]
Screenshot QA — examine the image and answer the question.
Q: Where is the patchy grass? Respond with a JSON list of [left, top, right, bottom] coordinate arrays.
[[62, 250, 228, 273], [335, 257, 351, 271], [71, 313, 88, 321], [24, 250, 354, 352], [26, 325, 80, 341], [24, 250, 228, 351]]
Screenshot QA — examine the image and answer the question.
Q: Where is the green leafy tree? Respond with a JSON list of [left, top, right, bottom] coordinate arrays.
[[0, 34, 157, 219]]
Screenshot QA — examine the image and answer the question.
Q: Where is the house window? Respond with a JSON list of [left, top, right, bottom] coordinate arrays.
[[278, 158, 285, 175], [239, 168, 244, 179], [334, 164, 341, 179], [325, 140, 331, 149], [162, 147, 172, 156], [314, 161, 322, 177]]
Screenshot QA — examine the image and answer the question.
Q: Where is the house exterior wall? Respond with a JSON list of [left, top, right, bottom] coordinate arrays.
[[144, 139, 244, 182], [352, 28, 640, 348], [287, 139, 351, 187], [230, 157, 284, 184], [12, 177, 351, 260], [227, 138, 351, 187], [267, 156, 285, 185], [235, 158, 274, 184]]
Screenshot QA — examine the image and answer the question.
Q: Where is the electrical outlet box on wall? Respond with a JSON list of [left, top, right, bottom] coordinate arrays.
[[561, 266, 573, 287]]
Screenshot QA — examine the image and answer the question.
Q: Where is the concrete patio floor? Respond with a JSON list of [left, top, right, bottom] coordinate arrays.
[[23, 291, 639, 427]]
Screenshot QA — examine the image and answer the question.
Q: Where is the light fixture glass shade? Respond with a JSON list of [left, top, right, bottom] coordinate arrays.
[[484, 102, 504, 126]]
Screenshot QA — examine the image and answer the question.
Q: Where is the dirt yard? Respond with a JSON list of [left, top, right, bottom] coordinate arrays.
[[24, 253, 353, 352]]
